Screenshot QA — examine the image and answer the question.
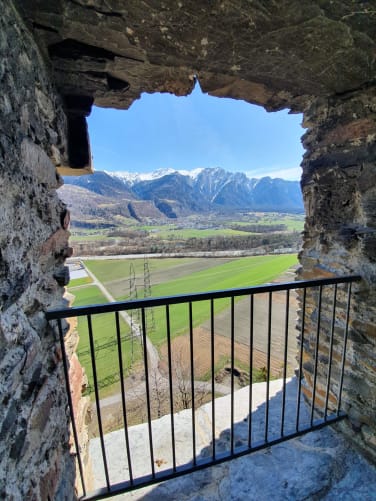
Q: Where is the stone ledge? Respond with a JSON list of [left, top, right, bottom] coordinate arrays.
[[89, 378, 376, 500]]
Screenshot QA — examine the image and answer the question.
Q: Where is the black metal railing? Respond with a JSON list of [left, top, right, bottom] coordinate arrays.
[[46, 275, 360, 500]]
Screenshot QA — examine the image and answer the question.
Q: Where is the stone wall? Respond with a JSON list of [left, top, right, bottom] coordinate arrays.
[[2, 3, 376, 496], [299, 87, 376, 461], [63, 294, 93, 495], [0, 3, 77, 499]]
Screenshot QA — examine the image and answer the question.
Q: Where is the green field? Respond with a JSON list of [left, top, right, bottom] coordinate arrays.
[[228, 214, 304, 232], [139, 254, 297, 346], [68, 276, 93, 287], [69, 212, 305, 243], [148, 255, 297, 297], [84, 254, 298, 347], [149, 228, 250, 239], [70, 235, 116, 242], [253, 214, 304, 232], [84, 257, 205, 284], [71, 254, 298, 396], [70, 285, 142, 398]]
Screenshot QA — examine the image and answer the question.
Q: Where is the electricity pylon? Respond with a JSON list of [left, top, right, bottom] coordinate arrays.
[[143, 256, 156, 334]]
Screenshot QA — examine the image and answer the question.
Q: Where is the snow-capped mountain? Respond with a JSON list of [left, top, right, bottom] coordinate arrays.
[[106, 167, 204, 186], [62, 167, 303, 218]]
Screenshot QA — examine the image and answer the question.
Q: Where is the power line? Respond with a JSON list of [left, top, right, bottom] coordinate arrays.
[[143, 256, 156, 333]]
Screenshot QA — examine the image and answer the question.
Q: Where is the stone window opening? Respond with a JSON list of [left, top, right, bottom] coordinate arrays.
[[2, 2, 376, 499]]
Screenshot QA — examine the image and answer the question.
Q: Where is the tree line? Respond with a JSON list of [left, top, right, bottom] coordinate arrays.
[[73, 231, 301, 256]]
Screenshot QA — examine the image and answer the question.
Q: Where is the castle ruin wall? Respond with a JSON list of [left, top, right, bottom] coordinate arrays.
[[0, 3, 76, 499]]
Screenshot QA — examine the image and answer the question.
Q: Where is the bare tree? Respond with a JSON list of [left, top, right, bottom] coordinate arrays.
[[150, 368, 166, 419], [172, 348, 210, 411]]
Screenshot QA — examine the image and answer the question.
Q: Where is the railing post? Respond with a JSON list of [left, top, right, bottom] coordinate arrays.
[[337, 282, 352, 415], [115, 311, 133, 485], [140, 308, 155, 478], [166, 305, 177, 471], [324, 284, 337, 421], [210, 298, 216, 460], [248, 294, 254, 448], [230, 296, 235, 454], [188, 302, 196, 466], [57, 318, 87, 498], [264, 292, 272, 443], [281, 289, 290, 436], [87, 314, 110, 491], [296, 287, 306, 432], [310, 285, 322, 426]]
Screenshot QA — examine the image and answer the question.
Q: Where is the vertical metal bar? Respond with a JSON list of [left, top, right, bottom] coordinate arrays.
[[296, 288, 306, 432], [248, 294, 254, 448], [310, 286, 322, 426], [265, 292, 272, 443], [189, 302, 196, 465], [115, 312, 133, 484], [210, 298, 216, 460], [230, 296, 235, 455], [337, 282, 352, 415], [141, 308, 155, 478], [88, 314, 110, 490], [281, 290, 290, 437], [165, 305, 177, 472], [324, 284, 337, 421], [56, 319, 87, 497]]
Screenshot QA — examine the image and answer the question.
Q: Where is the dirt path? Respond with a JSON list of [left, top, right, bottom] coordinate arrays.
[[84, 264, 161, 377]]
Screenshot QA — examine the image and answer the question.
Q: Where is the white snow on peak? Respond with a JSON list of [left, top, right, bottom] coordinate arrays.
[[176, 167, 204, 179], [105, 170, 139, 184], [106, 168, 204, 184]]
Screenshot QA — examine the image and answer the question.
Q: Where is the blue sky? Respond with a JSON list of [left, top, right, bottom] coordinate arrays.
[[87, 82, 305, 180]]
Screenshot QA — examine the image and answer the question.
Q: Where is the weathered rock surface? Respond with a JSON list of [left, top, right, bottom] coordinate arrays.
[[13, 0, 376, 463], [15, 1, 376, 112], [89, 379, 376, 500], [298, 88, 376, 462], [2, 1, 376, 499], [0, 3, 75, 499]]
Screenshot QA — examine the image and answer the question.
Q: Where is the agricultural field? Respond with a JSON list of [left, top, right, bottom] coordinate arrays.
[[84, 255, 297, 300], [254, 213, 305, 231], [84, 257, 234, 294], [137, 255, 298, 347], [68, 276, 93, 287], [148, 227, 251, 239], [69, 285, 142, 398], [68, 211, 305, 243], [70, 254, 298, 398]]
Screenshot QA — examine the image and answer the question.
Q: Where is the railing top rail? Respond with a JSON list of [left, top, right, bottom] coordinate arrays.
[[46, 275, 361, 320]]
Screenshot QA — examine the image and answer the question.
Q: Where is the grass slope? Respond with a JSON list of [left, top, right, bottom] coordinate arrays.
[[74, 255, 297, 395], [116, 254, 298, 347], [68, 276, 93, 287], [150, 228, 250, 239], [84, 257, 198, 284], [71, 285, 142, 398], [150, 255, 297, 296]]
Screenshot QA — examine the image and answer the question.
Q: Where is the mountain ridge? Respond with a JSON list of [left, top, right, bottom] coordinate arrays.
[[61, 167, 303, 221]]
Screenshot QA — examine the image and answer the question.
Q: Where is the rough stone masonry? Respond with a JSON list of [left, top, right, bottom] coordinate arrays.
[[299, 88, 376, 461], [1, 1, 376, 499], [15, 0, 376, 462], [0, 2, 76, 499]]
